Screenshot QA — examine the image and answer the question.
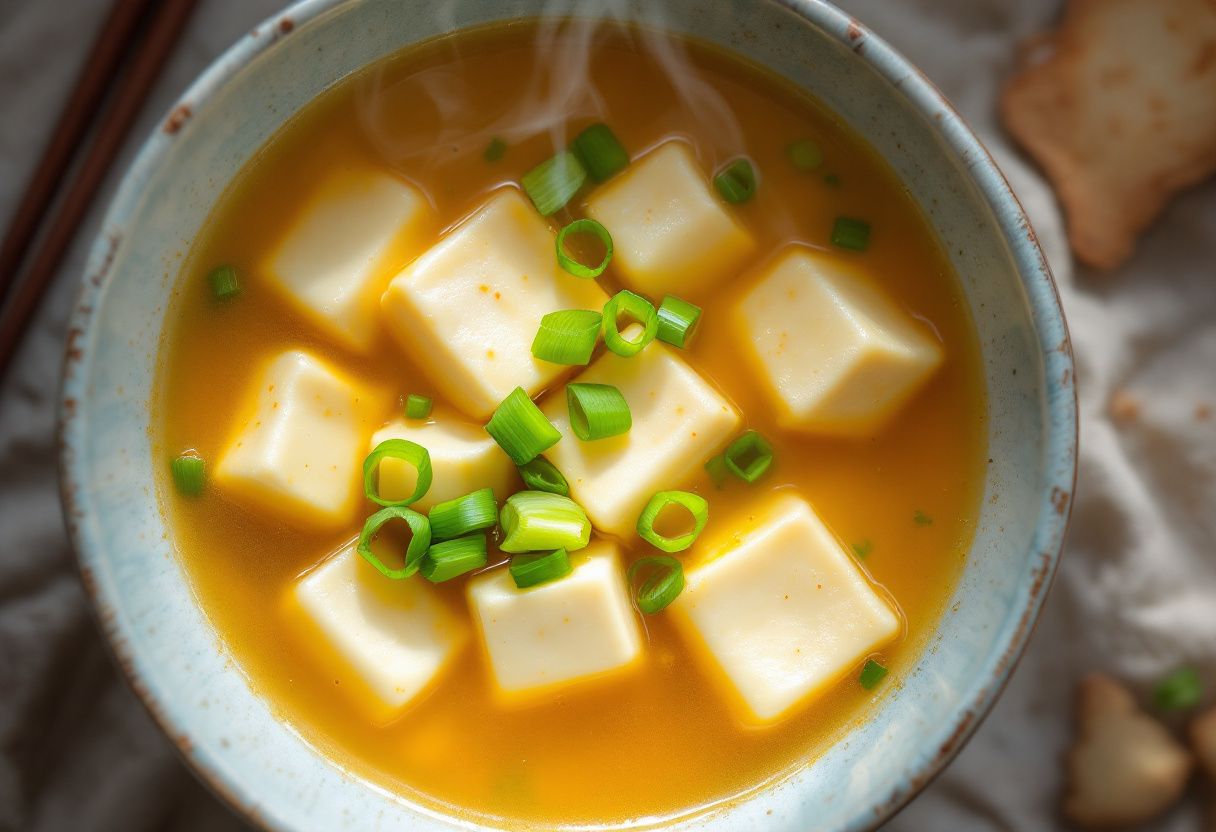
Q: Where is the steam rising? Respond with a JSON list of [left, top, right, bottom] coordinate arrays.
[[354, 0, 746, 179]]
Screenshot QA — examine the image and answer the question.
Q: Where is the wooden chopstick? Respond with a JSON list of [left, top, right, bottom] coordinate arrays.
[[0, 0, 158, 308], [0, 0, 199, 380]]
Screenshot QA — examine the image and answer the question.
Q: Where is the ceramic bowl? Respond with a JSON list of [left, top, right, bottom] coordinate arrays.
[[59, 1, 1077, 829]]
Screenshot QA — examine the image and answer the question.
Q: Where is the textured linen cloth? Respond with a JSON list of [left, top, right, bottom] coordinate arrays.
[[1, 0, 1213, 829]]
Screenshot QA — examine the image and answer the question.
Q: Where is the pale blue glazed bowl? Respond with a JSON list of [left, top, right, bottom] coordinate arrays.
[[58, 1, 1077, 829]]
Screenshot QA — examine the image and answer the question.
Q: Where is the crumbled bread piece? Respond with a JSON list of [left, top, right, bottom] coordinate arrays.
[[1001, 0, 1216, 269], [1108, 389, 1140, 424], [1064, 674, 1193, 827], [1192, 705, 1216, 781]]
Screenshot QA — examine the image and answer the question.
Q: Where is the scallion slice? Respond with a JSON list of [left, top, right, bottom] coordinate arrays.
[[357, 505, 431, 580], [419, 533, 487, 583], [786, 138, 823, 172], [831, 217, 871, 251], [566, 383, 631, 441], [363, 439, 433, 507], [170, 451, 205, 496], [484, 387, 562, 465], [859, 659, 889, 690], [428, 487, 498, 540], [656, 295, 702, 348], [483, 136, 507, 162], [405, 393, 432, 420], [1153, 667, 1203, 711], [572, 123, 629, 182], [517, 457, 569, 496], [704, 454, 728, 488], [208, 265, 240, 300], [723, 430, 773, 483], [509, 548, 573, 589], [628, 555, 684, 614], [713, 158, 757, 204], [602, 290, 658, 357], [636, 490, 709, 552], [522, 151, 587, 216], [556, 218, 613, 279], [532, 309, 602, 365], [499, 491, 591, 553]]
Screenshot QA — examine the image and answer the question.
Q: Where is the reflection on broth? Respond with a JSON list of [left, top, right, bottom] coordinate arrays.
[[155, 19, 986, 827]]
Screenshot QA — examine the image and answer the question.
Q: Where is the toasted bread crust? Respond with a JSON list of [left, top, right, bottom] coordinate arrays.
[[1002, 0, 1216, 270]]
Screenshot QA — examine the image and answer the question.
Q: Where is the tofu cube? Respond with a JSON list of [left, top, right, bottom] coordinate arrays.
[[584, 141, 754, 298], [467, 541, 643, 698], [540, 342, 740, 537], [289, 543, 467, 723], [736, 247, 944, 435], [670, 493, 900, 724], [369, 415, 516, 513], [262, 169, 431, 352], [215, 350, 378, 531], [381, 189, 609, 419]]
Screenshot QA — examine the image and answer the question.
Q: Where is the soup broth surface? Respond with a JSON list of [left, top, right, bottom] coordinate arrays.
[[156, 22, 987, 827]]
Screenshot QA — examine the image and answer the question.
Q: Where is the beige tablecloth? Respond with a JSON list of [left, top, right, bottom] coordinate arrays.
[[1, 0, 1213, 829]]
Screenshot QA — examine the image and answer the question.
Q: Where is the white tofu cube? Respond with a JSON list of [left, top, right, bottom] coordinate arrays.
[[215, 350, 380, 531], [288, 543, 467, 723], [467, 541, 643, 698], [369, 415, 516, 513], [670, 493, 900, 724], [583, 141, 754, 299], [381, 189, 609, 419], [540, 342, 740, 537], [735, 247, 944, 435], [262, 169, 431, 352]]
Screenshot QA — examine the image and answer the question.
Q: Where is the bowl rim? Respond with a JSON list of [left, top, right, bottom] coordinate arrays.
[[57, 0, 1078, 829]]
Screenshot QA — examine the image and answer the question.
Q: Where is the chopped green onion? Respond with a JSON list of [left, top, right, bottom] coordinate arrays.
[[852, 540, 874, 559], [602, 290, 658, 357], [723, 430, 773, 483], [428, 488, 498, 540], [1153, 667, 1203, 711], [786, 138, 823, 172], [405, 393, 432, 420], [713, 158, 757, 204], [420, 533, 487, 583], [531, 309, 602, 365], [509, 548, 573, 589], [483, 136, 507, 162], [363, 439, 433, 507], [357, 506, 431, 580], [572, 123, 629, 182], [208, 265, 240, 300], [859, 659, 888, 690], [170, 451, 205, 496], [566, 383, 631, 441], [628, 555, 684, 614], [521, 151, 586, 216], [823, 173, 842, 188], [556, 218, 613, 279], [636, 490, 709, 552], [831, 217, 871, 251], [499, 491, 591, 553], [656, 295, 702, 348], [913, 510, 933, 526], [704, 454, 728, 488], [484, 387, 562, 465], [517, 457, 569, 496]]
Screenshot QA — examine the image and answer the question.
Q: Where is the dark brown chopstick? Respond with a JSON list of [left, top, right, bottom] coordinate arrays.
[[0, 0, 158, 308], [0, 0, 199, 380]]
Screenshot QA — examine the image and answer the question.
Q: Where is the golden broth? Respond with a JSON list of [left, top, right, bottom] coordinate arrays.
[[155, 23, 987, 828]]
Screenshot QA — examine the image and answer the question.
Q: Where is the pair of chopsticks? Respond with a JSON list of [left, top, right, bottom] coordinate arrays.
[[0, 0, 199, 380]]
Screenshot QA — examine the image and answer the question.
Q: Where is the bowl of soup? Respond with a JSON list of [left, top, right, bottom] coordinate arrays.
[[59, 0, 1076, 829]]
